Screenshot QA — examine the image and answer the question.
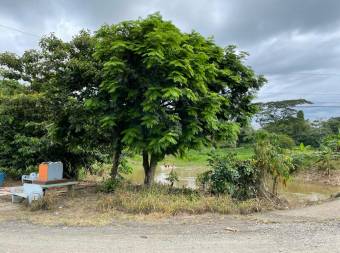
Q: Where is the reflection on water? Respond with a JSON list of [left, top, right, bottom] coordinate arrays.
[[126, 164, 340, 200], [126, 165, 207, 188], [281, 179, 340, 202]]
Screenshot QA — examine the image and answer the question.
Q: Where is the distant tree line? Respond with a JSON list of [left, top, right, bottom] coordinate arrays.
[[238, 99, 340, 148]]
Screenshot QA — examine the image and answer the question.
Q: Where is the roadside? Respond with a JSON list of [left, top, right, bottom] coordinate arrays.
[[1, 168, 340, 226], [0, 199, 339, 253], [1, 170, 340, 252]]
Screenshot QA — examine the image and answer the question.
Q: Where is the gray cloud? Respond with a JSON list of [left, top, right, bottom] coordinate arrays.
[[1, 0, 340, 119]]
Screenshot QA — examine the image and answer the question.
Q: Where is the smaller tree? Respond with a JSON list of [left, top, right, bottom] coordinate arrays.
[[316, 133, 340, 176], [166, 169, 179, 188], [253, 132, 293, 196]]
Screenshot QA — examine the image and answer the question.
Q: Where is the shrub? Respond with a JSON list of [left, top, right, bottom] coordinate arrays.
[[197, 153, 259, 200], [275, 133, 295, 149], [316, 147, 336, 175], [291, 152, 313, 172], [254, 130, 294, 149], [99, 178, 121, 193], [166, 169, 179, 187], [254, 137, 293, 195], [315, 134, 340, 175], [322, 133, 340, 152], [2, 165, 37, 180]]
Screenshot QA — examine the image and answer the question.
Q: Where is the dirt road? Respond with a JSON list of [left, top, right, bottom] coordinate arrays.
[[1, 199, 339, 253]]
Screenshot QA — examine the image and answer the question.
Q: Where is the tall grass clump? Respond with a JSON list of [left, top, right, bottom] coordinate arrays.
[[97, 183, 267, 215]]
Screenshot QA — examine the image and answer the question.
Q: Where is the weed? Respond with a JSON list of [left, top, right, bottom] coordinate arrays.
[[99, 178, 122, 193], [96, 183, 268, 215], [28, 193, 58, 211]]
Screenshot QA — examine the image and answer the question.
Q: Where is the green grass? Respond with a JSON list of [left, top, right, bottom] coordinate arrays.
[[129, 146, 254, 168], [125, 146, 254, 184]]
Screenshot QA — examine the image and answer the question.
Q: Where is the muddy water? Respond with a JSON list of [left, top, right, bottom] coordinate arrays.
[[281, 179, 340, 202], [126, 165, 340, 201], [126, 165, 205, 188]]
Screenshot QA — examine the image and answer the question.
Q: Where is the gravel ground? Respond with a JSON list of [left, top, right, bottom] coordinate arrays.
[[0, 199, 339, 253]]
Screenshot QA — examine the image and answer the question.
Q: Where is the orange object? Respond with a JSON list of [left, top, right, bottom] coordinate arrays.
[[38, 163, 49, 181]]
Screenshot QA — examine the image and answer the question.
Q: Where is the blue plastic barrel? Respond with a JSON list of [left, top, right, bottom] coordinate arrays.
[[0, 172, 5, 187]]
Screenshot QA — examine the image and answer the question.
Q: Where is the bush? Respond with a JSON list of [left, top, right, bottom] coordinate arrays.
[[197, 153, 259, 200], [99, 178, 121, 193], [316, 146, 337, 175], [291, 152, 314, 172], [275, 134, 295, 149], [1, 165, 37, 179], [254, 137, 293, 195], [166, 169, 179, 187], [322, 134, 340, 151], [254, 130, 294, 149]]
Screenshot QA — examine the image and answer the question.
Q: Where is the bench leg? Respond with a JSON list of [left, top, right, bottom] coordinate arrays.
[[12, 195, 24, 203], [67, 185, 75, 197]]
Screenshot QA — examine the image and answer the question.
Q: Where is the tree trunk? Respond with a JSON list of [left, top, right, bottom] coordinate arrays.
[[272, 175, 278, 196], [111, 142, 122, 179], [142, 151, 159, 187]]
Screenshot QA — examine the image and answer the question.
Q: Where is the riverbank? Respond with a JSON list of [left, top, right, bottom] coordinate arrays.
[[295, 168, 340, 186]]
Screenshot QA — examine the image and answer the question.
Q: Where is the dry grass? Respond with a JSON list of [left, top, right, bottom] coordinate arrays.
[[28, 192, 58, 211], [97, 184, 271, 215], [0, 183, 275, 226]]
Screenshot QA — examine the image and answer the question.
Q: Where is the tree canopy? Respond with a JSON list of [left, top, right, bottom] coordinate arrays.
[[0, 14, 265, 184], [88, 14, 265, 185]]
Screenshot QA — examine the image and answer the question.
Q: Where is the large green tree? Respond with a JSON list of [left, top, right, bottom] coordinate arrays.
[[0, 14, 265, 182], [90, 14, 265, 185], [0, 31, 104, 177], [0, 80, 50, 175]]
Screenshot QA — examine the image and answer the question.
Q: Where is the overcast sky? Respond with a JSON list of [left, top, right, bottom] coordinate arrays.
[[1, 0, 340, 120]]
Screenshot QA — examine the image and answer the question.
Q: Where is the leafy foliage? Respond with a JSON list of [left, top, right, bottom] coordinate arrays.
[[256, 100, 318, 145], [0, 14, 264, 182], [0, 80, 50, 176], [315, 133, 340, 175], [92, 14, 265, 185], [197, 153, 259, 199], [0, 31, 103, 177], [100, 178, 122, 193], [254, 133, 293, 195], [290, 144, 315, 172], [256, 99, 312, 126], [166, 169, 179, 188]]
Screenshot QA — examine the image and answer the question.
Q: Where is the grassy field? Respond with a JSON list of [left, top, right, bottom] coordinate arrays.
[[126, 146, 254, 185], [129, 146, 254, 168]]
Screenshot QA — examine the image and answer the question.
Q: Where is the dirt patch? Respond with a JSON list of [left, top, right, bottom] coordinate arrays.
[[0, 200, 340, 253]]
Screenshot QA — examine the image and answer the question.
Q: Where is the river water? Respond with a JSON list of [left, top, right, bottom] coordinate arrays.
[[126, 164, 340, 201]]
